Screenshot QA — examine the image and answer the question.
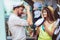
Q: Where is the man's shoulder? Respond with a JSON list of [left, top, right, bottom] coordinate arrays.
[[8, 14, 17, 21], [9, 14, 17, 18]]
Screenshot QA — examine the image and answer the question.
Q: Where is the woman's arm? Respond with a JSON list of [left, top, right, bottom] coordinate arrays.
[[44, 23, 57, 36]]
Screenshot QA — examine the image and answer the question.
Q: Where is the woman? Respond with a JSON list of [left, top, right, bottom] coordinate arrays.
[[38, 6, 58, 40]]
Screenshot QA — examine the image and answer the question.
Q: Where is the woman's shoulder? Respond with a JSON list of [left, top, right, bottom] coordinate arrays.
[[52, 20, 59, 28]]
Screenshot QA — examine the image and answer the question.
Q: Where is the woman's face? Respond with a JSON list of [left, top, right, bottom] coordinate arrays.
[[42, 10, 47, 18]]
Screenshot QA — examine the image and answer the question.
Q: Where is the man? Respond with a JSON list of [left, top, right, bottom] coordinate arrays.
[[8, 3, 32, 40]]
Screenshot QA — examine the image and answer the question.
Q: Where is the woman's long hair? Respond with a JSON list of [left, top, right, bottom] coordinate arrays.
[[42, 6, 59, 22], [42, 7, 55, 21]]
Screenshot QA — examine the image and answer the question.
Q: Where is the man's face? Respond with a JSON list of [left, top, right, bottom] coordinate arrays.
[[18, 7, 24, 16]]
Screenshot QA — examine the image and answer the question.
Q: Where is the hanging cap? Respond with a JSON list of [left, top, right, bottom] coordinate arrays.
[[48, 6, 54, 14]]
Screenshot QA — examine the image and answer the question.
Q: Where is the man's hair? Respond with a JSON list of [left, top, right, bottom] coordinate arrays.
[[13, 5, 25, 10]]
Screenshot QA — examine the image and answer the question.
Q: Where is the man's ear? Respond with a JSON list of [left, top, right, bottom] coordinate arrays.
[[15, 8, 19, 11]]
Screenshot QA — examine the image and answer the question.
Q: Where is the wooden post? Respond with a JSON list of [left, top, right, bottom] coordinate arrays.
[[0, 0, 6, 40]]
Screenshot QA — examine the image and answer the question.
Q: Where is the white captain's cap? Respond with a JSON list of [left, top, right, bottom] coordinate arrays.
[[12, 1, 24, 8]]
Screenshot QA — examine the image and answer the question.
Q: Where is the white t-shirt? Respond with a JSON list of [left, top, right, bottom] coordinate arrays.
[[8, 13, 28, 40]]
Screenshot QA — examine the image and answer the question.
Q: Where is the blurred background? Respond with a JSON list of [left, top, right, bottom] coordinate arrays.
[[0, 0, 60, 40]]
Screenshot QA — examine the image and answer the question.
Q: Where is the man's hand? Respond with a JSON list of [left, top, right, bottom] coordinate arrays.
[[25, 5, 30, 11], [25, 5, 33, 26]]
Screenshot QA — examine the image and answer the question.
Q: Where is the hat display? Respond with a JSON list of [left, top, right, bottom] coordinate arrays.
[[33, 2, 42, 10], [33, 2, 42, 8]]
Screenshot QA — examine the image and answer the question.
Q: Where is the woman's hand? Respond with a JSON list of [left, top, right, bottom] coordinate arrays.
[[44, 21, 56, 36]]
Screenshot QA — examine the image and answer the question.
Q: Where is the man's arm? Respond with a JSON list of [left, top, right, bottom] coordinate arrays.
[[13, 18, 29, 27], [25, 5, 33, 25]]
